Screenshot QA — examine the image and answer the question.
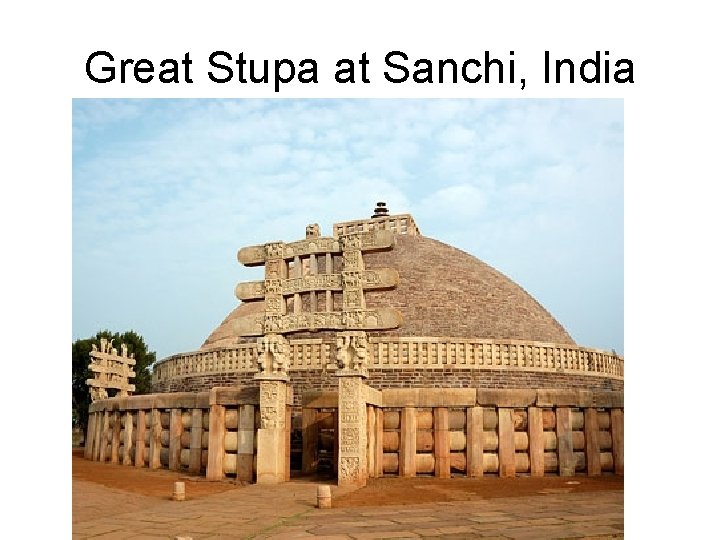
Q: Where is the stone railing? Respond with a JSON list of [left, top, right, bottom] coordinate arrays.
[[367, 338, 623, 378], [153, 338, 623, 384]]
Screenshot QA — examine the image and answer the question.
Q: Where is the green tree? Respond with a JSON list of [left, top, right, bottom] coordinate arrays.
[[72, 330, 156, 436]]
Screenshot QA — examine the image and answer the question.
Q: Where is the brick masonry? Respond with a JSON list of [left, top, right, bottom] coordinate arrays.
[[153, 368, 623, 408]]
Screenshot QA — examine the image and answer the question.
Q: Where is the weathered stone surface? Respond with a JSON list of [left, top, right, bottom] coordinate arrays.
[[205, 404, 225, 480], [255, 334, 290, 378], [149, 409, 162, 470], [585, 408, 601, 476], [189, 408, 203, 474], [366, 386, 382, 407], [168, 409, 182, 470], [134, 411, 146, 467], [87, 338, 136, 401], [302, 391, 338, 409], [536, 389, 592, 407], [528, 407, 544, 477], [255, 379, 289, 484], [610, 408, 624, 475], [375, 408, 384, 478], [477, 389, 537, 407], [498, 408, 516, 477], [383, 388, 476, 408], [337, 375, 368, 487], [235, 269, 399, 300], [593, 391, 624, 408], [399, 407, 417, 477], [433, 408, 450, 478], [255, 428, 286, 484], [556, 407, 574, 476], [367, 406, 377, 478], [336, 331, 369, 376], [466, 407, 484, 477]]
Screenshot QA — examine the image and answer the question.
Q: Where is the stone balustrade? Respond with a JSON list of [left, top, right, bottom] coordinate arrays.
[[152, 338, 623, 384]]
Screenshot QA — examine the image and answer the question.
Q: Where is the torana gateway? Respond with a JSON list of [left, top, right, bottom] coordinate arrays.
[[85, 203, 623, 487]]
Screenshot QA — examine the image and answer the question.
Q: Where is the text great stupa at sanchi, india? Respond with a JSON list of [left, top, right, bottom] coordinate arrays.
[[84, 203, 623, 486]]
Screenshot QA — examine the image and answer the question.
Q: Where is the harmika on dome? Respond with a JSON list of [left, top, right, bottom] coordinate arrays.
[[85, 203, 622, 487]]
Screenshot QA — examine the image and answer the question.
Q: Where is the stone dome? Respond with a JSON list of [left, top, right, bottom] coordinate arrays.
[[201, 234, 575, 349]]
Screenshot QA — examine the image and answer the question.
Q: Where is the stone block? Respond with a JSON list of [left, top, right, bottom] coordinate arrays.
[[584, 408, 601, 476], [477, 389, 537, 407], [593, 391, 624, 408], [466, 407, 484, 477], [366, 386, 383, 407], [236, 453, 253, 482], [497, 408, 515, 477], [155, 392, 202, 409], [556, 407, 574, 476], [124, 395, 157, 411], [302, 391, 338, 408], [399, 407, 417, 477], [205, 404, 226, 480], [610, 408, 624, 475], [433, 408, 450, 478], [528, 407, 544, 477], [382, 388, 475, 408], [210, 386, 259, 406], [256, 428, 286, 484], [536, 389, 592, 407]]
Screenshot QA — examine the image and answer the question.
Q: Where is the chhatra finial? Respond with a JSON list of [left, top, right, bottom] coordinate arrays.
[[372, 201, 389, 218]]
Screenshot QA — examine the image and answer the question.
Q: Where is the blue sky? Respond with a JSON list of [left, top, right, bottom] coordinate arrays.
[[72, 99, 623, 360]]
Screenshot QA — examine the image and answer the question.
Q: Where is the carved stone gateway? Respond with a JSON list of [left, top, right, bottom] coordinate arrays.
[[87, 338, 136, 402], [236, 222, 401, 485], [233, 226, 402, 336]]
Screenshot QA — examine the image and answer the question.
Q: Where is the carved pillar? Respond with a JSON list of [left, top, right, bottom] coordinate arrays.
[[336, 330, 369, 487], [255, 334, 290, 484], [337, 374, 367, 487], [256, 378, 288, 484]]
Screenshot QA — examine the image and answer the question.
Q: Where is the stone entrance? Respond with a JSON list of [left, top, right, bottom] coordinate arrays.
[[234, 222, 401, 485]]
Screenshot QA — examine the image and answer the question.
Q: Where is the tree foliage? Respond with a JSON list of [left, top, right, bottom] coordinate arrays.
[[72, 330, 156, 433]]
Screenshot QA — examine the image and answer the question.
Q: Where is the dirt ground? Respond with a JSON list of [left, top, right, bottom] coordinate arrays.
[[73, 448, 623, 506], [332, 474, 623, 508], [72, 448, 239, 500]]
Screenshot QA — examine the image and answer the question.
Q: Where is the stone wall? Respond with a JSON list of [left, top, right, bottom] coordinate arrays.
[[153, 368, 623, 409], [301, 387, 624, 480], [84, 388, 285, 482], [154, 337, 623, 395], [86, 386, 623, 485]]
